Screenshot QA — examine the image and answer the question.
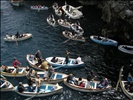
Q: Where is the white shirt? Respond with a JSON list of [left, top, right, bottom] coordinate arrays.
[[76, 57, 82, 64]]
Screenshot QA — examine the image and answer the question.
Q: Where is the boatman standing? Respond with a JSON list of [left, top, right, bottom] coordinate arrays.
[[12, 57, 21, 73]]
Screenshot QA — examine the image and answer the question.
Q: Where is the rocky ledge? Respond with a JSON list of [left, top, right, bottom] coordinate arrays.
[[78, 0, 133, 45]]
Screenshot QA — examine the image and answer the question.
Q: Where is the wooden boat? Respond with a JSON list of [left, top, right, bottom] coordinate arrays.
[[62, 5, 83, 19], [0, 75, 14, 92], [46, 16, 56, 27], [62, 31, 85, 42], [57, 19, 71, 29], [90, 35, 118, 47], [1, 66, 27, 77], [119, 67, 133, 100], [31, 5, 48, 10], [26, 54, 44, 71], [71, 23, 84, 35], [26, 71, 68, 84], [118, 45, 133, 55], [4, 33, 32, 42], [10, 0, 23, 6], [14, 83, 63, 97], [55, 8, 62, 16], [64, 78, 112, 93], [45, 57, 84, 69]]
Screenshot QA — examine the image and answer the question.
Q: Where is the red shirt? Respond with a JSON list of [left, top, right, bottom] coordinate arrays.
[[12, 60, 21, 68]]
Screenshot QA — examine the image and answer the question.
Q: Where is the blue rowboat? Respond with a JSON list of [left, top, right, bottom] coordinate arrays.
[[45, 57, 84, 69], [14, 83, 63, 97], [90, 35, 118, 46], [118, 45, 133, 55], [26, 71, 68, 84]]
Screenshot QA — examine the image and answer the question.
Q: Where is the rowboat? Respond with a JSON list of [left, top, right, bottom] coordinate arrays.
[[62, 31, 85, 42], [118, 45, 133, 55], [31, 5, 48, 10], [64, 78, 112, 93], [1, 66, 27, 77], [119, 67, 133, 99], [45, 57, 84, 68], [71, 23, 84, 35], [0, 75, 14, 92], [90, 35, 118, 46], [46, 16, 56, 27], [10, 0, 23, 6], [14, 83, 63, 97], [26, 54, 44, 71], [55, 9, 62, 16], [26, 71, 68, 84], [57, 19, 71, 29], [4, 33, 32, 42], [62, 5, 83, 19]]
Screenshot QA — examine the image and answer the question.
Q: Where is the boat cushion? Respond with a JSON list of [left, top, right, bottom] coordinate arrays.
[[56, 74, 62, 79]]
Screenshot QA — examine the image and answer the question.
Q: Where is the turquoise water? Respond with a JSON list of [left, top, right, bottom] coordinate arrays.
[[1, 0, 132, 100]]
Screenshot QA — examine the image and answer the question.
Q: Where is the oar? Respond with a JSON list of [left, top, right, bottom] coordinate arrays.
[[63, 39, 71, 43], [115, 66, 123, 91], [54, 65, 65, 70], [16, 39, 18, 46], [24, 90, 44, 100]]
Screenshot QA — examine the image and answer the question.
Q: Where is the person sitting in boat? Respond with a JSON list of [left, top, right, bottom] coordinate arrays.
[[41, 60, 49, 70], [27, 77, 35, 92], [77, 77, 83, 86], [51, 57, 58, 63], [97, 78, 108, 89], [79, 81, 85, 87], [75, 55, 82, 64], [29, 55, 34, 62], [12, 57, 21, 73], [18, 82, 25, 93], [15, 31, 20, 38], [66, 5, 69, 12], [35, 58, 43, 67], [67, 74, 76, 85], [6, 33, 9, 38]]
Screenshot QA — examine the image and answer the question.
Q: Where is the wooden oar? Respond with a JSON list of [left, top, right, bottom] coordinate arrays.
[[24, 90, 44, 100], [63, 39, 71, 43], [54, 65, 65, 70], [115, 66, 123, 91], [16, 39, 18, 46]]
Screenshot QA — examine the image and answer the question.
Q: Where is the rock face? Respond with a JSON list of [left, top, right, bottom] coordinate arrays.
[[78, 0, 133, 45]]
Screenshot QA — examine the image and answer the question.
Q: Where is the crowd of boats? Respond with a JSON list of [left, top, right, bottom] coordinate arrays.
[[2, 0, 133, 99]]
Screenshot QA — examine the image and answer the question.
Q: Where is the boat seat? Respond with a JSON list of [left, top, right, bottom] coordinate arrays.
[[19, 68, 25, 74], [89, 81, 97, 89]]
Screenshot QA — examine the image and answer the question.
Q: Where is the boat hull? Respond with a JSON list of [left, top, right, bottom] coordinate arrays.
[[118, 45, 133, 55], [90, 35, 118, 46], [46, 57, 84, 68], [14, 83, 63, 97], [4, 33, 32, 42], [64, 78, 112, 93], [1, 66, 27, 77]]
